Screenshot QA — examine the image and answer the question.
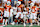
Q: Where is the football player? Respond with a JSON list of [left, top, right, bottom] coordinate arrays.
[[30, 2, 37, 26], [23, 6, 29, 27], [15, 1, 24, 19], [3, 0, 11, 25], [11, 4, 17, 25]]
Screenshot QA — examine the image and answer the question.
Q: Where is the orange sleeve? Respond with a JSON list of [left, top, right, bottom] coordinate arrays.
[[19, 4, 23, 8]]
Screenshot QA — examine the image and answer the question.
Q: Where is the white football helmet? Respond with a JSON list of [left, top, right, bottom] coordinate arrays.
[[7, 1, 11, 6], [30, 2, 34, 7], [17, 1, 21, 6]]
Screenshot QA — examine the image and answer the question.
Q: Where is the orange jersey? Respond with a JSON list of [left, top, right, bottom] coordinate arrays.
[[5, 4, 11, 12], [31, 6, 36, 13], [17, 4, 24, 12], [5, 4, 11, 8], [18, 4, 24, 8]]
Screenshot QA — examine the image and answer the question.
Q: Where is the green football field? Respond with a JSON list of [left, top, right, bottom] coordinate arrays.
[[3, 25, 40, 27]]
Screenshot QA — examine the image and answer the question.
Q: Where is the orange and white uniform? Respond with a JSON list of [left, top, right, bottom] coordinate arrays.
[[30, 6, 37, 19], [16, 2, 24, 19], [4, 1, 11, 17], [15, 5, 23, 19], [3, 1, 11, 25]]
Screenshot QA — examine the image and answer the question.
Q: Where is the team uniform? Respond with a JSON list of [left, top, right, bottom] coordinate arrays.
[[3, 1, 11, 25], [15, 1, 24, 19], [23, 7, 30, 26], [16, 7, 23, 19], [4, 1, 11, 19], [3, 8, 9, 25], [30, 6, 37, 19]]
